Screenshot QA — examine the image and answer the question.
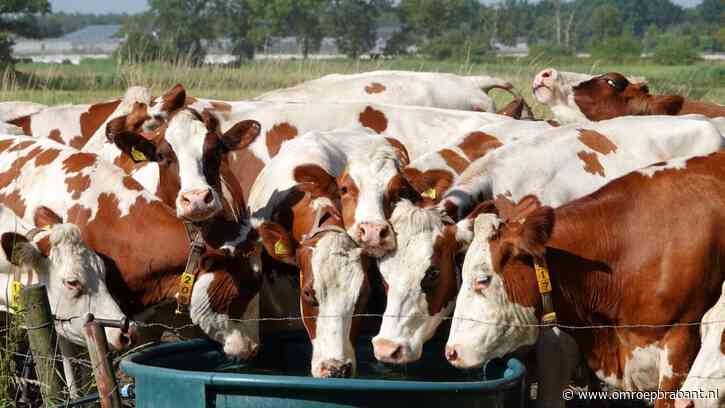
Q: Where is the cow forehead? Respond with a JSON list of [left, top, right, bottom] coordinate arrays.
[[310, 233, 364, 306], [462, 214, 502, 277], [164, 111, 208, 157], [380, 203, 443, 282], [345, 148, 400, 191]]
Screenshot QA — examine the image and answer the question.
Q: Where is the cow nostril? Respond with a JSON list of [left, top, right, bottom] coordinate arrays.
[[390, 345, 402, 361], [340, 363, 353, 377], [202, 189, 213, 204], [250, 344, 260, 358], [180, 195, 191, 206], [445, 346, 458, 362], [379, 225, 389, 239], [542, 71, 550, 78]]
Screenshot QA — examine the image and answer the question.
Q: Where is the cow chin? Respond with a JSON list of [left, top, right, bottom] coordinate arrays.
[[533, 86, 554, 104]]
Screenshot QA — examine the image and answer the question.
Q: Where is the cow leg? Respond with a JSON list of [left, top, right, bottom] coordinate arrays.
[[535, 327, 580, 408], [655, 329, 701, 408]]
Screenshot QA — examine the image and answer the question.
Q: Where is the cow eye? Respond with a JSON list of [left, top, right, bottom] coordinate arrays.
[[302, 286, 319, 307], [421, 267, 440, 293], [474, 275, 492, 292], [340, 186, 348, 195], [606, 79, 618, 89]]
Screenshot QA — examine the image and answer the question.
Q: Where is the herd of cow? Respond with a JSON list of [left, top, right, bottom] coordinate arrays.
[[1, 68, 725, 407]]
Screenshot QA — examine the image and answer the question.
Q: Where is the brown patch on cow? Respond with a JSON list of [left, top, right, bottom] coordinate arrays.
[[266, 122, 298, 158], [577, 151, 605, 177], [66, 203, 92, 227], [426, 227, 461, 315], [8, 116, 31, 135], [721, 329, 725, 355], [209, 101, 232, 112], [358, 106, 388, 134], [47, 129, 64, 144], [34, 148, 61, 167], [0, 146, 44, 189], [364, 82, 386, 94], [439, 149, 470, 174], [458, 131, 503, 162], [0, 190, 26, 218], [62, 153, 96, 173], [112, 154, 142, 175], [0, 139, 14, 153], [679, 100, 725, 118], [76, 100, 122, 149], [578, 129, 618, 155], [384, 137, 410, 166], [65, 174, 91, 199], [228, 149, 265, 202], [122, 176, 144, 192], [8, 141, 34, 152]]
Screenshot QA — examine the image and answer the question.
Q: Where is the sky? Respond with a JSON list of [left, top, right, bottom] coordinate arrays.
[[49, 0, 703, 14]]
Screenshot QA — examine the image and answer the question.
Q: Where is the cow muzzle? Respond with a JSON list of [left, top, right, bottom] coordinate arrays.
[[356, 222, 395, 257], [372, 338, 416, 364], [107, 322, 137, 352], [317, 359, 354, 378], [177, 188, 220, 221]]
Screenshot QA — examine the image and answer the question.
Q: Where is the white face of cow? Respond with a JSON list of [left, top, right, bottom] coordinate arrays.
[[164, 110, 224, 221], [307, 232, 366, 378], [2, 225, 130, 351], [374, 201, 452, 364], [446, 214, 538, 369], [341, 147, 402, 258]]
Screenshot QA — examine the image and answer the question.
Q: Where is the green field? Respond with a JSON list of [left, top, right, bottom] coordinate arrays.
[[2, 57, 723, 120]]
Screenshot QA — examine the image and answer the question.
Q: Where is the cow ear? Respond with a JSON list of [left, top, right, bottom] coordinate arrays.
[[1, 232, 42, 266], [221, 120, 261, 151], [162, 83, 187, 112], [34, 206, 63, 230], [293, 164, 336, 197], [648, 95, 685, 116], [453, 200, 499, 251], [257, 222, 297, 265], [112, 131, 158, 163], [510, 206, 554, 262], [384, 137, 410, 166]]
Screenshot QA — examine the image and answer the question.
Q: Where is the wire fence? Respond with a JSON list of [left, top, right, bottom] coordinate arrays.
[[3, 307, 725, 406]]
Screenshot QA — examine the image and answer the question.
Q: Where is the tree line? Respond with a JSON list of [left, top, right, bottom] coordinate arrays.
[[1, 0, 724, 68]]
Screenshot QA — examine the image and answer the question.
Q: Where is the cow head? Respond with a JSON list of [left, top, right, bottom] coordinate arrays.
[[107, 108, 261, 222], [188, 248, 263, 361], [336, 138, 417, 257], [372, 199, 490, 364], [1, 207, 131, 351], [446, 196, 553, 368], [572, 72, 685, 121], [258, 174, 370, 378]]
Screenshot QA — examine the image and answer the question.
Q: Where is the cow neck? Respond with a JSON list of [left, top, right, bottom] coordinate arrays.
[[82, 201, 190, 309], [540, 198, 621, 331], [217, 158, 249, 224]]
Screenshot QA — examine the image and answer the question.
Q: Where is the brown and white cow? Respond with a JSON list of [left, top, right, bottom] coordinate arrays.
[[255, 70, 519, 112], [446, 151, 725, 406], [247, 128, 416, 376], [533, 68, 723, 123], [441, 115, 725, 219], [373, 120, 555, 363], [0, 135, 262, 360], [7, 87, 152, 149], [0, 205, 129, 350]]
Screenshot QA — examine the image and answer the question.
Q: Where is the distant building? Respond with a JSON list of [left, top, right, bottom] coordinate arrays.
[[13, 24, 122, 62]]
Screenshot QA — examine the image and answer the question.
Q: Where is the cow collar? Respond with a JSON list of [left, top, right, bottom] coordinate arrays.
[[534, 259, 557, 326], [174, 221, 207, 315]]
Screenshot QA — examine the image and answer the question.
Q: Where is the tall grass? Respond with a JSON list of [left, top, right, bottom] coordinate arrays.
[[1, 56, 723, 120]]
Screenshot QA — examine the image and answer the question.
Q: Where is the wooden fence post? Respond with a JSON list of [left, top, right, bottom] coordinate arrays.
[[82, 314, 121, 408], [18, 284, 64, 406]]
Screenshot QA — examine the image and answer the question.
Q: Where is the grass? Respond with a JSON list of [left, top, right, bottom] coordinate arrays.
[[1, 56, 723, 120]]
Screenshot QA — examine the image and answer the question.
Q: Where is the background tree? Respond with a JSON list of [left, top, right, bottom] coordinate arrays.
[[590, 4, 622, 44], [217, 0, 269, 62], [324, 0, 389, 59], [0, 0, 51, 68], [266, 0, 327, 59]]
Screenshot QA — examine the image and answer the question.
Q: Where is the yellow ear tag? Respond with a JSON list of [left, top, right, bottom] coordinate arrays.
[[10, 281, 23, 309], [274, 239, 289, 256], [130, 146, 147, 162], [421, 188, 437, 200]]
